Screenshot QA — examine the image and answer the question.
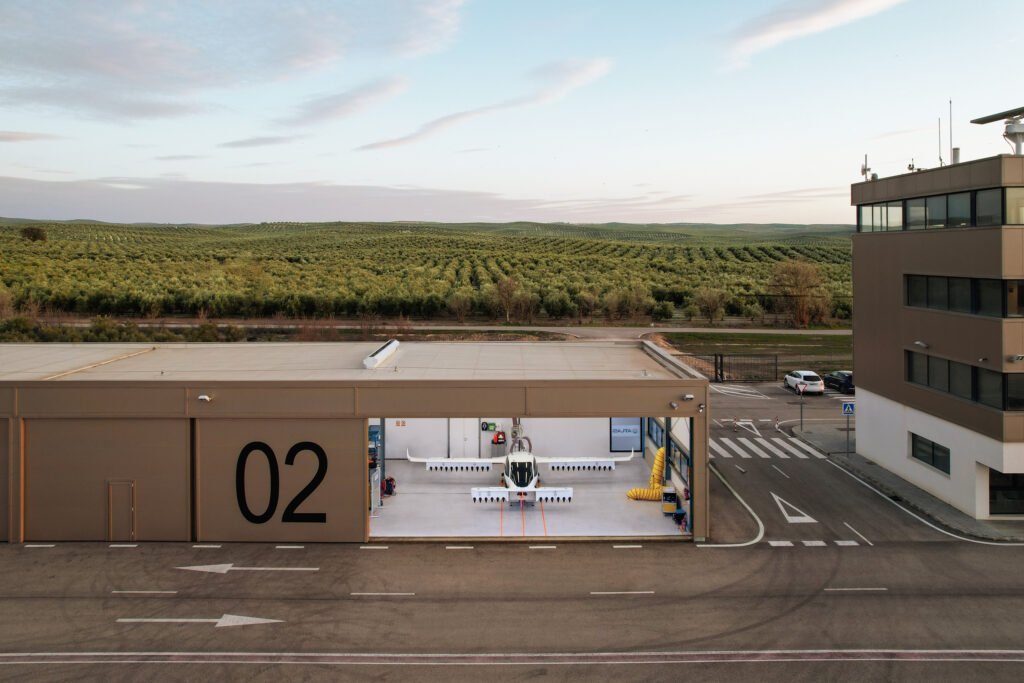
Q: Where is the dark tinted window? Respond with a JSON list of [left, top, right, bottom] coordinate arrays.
[[949, 362, 972, 400], [976, 189, 1002, 226], [926, 195, 947, 228], [948, 277, 971, 313], [907, 275, 927, 306], [1006, 281, 1024, 318], [948, 192, 971, 227], [977, 279, 1003, 317], [906, 198, 925, 229], [978, 368, 1004, 409], [927, 276, 948, 309], [908, 351, 928, 384], [911, 433, 951, 474], [886, 201, 903, 230], [928, 356, 949, 392], [1007, 374, 1024, 411], [804, 375, 821, 382], [1007, 188, 1024, 226], [990, 470, 1024, 515]]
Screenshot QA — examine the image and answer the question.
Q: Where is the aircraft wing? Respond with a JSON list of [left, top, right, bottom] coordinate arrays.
[[471, 486, 573, 503], [533, 449, 635, 471], [406, 449, 505, 472]]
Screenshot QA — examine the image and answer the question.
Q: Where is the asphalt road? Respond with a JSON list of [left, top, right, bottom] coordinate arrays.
[[4, 383, 1023, 681]]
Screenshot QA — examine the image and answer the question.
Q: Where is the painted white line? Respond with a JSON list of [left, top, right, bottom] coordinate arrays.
[[824, 587, 887, 592], [737, 437, 771, 459], [758, 418, 772, 422], [771, 492, 818, 524], [719, 437, 752, 459], [697, 464, 765, 549], [590, 591, 655, 595], [613, 545, 643, 549], [275, 545, 304, 549], [529, 545, 557, 550], [445, 546, 474, 550], [843, 522, 874, 547], [23, 544, 55, 548], [734, 464, 746, 473], [117, 614, 281, 628], [789, 438, 827, 459], [771, 464, 790, 479], [825, 460, 1024, 546], [834, 540, 859, 546], [767, 541, 794, 547], [772, 438, 808, 459], [802, 540, 827, 547], [756, 437, 789, 459], [192, 545, 221, 549], [360, 546, 388, 550], [709, 439, 732, 458], [109, 544, 137, 548], [177, 564, 318, 574], [350, 592, 415, 597], [712, 419, 723, 428], [112, 590, 178, 595]]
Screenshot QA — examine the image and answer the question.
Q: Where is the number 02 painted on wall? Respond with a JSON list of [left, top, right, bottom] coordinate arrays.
[[235, 441, 328, 524]]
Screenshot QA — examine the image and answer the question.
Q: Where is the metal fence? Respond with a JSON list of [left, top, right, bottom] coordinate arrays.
[[677, 354, 779, 383]]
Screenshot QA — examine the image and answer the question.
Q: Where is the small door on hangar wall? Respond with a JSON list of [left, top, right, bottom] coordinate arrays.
[[107, 480, 136, 542], [196, 418, 366, 543]]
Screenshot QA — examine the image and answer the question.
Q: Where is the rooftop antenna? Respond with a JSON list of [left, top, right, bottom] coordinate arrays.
[[949, 99, 953, 162], [860, 154, 871, 180], [971, 105, 1024, 154], [938, 118, 944, 166]]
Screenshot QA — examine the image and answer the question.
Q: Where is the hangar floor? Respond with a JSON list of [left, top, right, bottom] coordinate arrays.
[[369, 455, 688, 539]]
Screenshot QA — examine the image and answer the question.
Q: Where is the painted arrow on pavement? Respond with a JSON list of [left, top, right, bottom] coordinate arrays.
[[177, 563, 319, 574], [770, 492, 818, 524], [117, 614, 282, 628]]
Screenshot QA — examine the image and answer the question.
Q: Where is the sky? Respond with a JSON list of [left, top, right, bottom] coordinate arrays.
[[0, 0, 1018, 225]]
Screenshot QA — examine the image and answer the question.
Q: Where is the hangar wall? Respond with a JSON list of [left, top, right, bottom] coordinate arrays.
[[1, 418, 8, 543]]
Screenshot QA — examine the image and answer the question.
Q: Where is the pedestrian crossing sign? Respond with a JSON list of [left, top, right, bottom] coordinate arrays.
[[842, 402, 855, 415]]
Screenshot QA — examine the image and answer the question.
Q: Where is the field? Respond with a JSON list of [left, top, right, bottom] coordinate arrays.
[[0, 220, 852, 322], [656, 331, 853, 379]]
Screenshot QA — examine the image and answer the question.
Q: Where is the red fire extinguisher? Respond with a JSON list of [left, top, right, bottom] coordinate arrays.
[[492, 431, 506, 445]]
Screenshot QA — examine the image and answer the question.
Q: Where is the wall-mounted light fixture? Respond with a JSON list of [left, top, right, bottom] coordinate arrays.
[[197, 394, 212, 402], [669, 401, 679, 410], [913, 340, 929, 348], [978, 357, 988, 363], [682, 394, 695, 401], [698, 403, 705, 414]]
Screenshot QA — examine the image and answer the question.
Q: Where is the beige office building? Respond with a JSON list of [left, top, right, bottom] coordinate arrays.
[[1, 341, 709, 543], [852, 154, 1024, 517]]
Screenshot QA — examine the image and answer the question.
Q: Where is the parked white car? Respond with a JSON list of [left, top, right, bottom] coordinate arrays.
[[783, 370, 825, 395]]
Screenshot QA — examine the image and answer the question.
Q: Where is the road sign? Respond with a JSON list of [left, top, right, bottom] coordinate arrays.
[[796, 382, 807, 394], [842, 402, 855, 415]]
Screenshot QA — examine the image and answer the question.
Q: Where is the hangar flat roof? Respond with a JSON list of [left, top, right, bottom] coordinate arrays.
[[0, 341, 696, 382]]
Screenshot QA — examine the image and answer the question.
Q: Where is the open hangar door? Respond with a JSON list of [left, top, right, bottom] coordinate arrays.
[[369, 416, 692, 539]]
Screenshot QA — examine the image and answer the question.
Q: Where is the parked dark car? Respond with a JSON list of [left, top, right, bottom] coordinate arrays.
[[824, 370, 854, 394]]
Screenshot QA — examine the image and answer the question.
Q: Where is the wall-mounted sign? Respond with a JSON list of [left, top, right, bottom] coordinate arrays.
[[610, 418, 642, 452]]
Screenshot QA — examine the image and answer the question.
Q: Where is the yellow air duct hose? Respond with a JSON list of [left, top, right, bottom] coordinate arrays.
[[627, 446, 666, 501]]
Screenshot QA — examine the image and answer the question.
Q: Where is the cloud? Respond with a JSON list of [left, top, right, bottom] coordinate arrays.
[[0, 130, 62, 142], [0, 1, 465, 120], [154, 155, 206, 161], [280, 76, 408, 126], [357, 58, 611, 151], [0, 86, 204, 120], [727, 0, 909, 69], [0, 174, 699, 224], [219, 136, 302, 149]]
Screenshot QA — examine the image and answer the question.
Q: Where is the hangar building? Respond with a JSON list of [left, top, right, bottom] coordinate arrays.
[[1, 341, 709, 543]]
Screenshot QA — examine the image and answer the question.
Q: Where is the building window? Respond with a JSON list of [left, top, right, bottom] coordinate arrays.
[[926, 194, 947, 228], [948, 277, 971, 313], [910, 433, 950, 474], [990, 470, 1024, 515], [1007, 188, 1024, 226], [905, 350, 1024, 412], [948, 192, 971, 227], [904, 275, 1024, 318], [885, 201, 903, 231], [905, 197, 926, 230], [926, 276, 948, 310], [906, 275, 927, 307], [975, 189, 1002, 227], [977, 367, 1003, 409]]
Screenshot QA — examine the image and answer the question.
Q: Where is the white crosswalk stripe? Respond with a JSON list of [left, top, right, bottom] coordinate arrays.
[[767, 541, 793, 547], [754, 437, 789, 458], [834, 540, 859, 546], [802, 540, 827, 547], [736, 437, 771, 458], [709, 439, 732, 458], [789, 438, 827, 459], [719, 437, 752, 459], [767, 540, 860, 548], [772, 437, 809, 459]]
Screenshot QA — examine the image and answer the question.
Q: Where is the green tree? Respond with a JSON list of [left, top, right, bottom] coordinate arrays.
[[694, 287, 729, 325]]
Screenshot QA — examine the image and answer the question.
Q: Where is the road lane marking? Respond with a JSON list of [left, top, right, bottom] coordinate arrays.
[[756, 437, 789, 458], [177, 564, 319, 574], [772, 438, 808, 459], [824, 587, 887, 592], [613, 545, 643, 549], [709, 439, 732, 458], [109, 544, 137, 548], [117, 614, 281, 628], [844, 522, 874, 546], [734, 465, 746, 473], [589, 591, 655, 595], [350, 592, 415, 597], [719, 438, 752, 459], [529, 545, 557, 549], [192, 545, 221, 549], [834, 540, 859, 546], [697, 464, 765, 548], [771, 492, 818, 524], [767, 541, 793, 547], [771, 464, 790, 478], [360, 546, 388, 550], [737, 437, 770, 458], [825, 460, 1024, 546], [734, 420, 762, 437], [446, 546, 474, 550], [802, 540, 827, 546], [111, 590, 177, 595], [23, 544, 55, 548], [276, 545, 304, 549], [789, 438, 827, 459]]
